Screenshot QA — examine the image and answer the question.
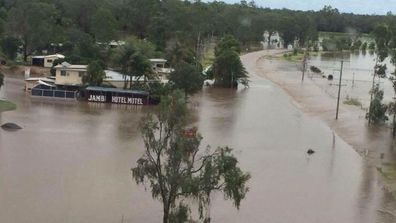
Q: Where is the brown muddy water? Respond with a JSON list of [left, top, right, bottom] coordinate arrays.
[[1, 50, 396, 223]]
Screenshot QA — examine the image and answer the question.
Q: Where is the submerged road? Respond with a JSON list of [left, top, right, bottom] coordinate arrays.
[[0, 50, 395, 222]]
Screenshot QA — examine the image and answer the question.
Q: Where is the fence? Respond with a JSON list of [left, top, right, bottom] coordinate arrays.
[[31, 89, 77, 99]]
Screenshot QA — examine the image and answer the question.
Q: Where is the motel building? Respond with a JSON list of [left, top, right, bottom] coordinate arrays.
[[25, 61, 162, 105]]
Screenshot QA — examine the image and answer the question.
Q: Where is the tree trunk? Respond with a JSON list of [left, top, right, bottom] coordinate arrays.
[[163, 203, 170, 223]]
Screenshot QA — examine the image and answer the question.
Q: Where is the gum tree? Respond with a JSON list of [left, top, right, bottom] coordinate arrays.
[[132, 91, 250, 223]]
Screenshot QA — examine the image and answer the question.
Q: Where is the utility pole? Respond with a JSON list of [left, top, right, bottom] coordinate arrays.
[[301, 52, 308, 82], [352, 72, 355, 88], [368, 57, 379, 125], [335, 60, 344, 120]]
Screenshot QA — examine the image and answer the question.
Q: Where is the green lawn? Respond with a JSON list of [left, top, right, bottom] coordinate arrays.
[[0, 99, 16, 112]]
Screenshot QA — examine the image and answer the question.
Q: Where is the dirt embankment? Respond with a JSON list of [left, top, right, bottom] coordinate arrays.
[[0, 65, 50, 78]]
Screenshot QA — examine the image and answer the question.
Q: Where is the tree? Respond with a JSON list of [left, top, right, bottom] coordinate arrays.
[[214, 34, 241, 57], [368, 24, 390, 125], [212, 48, 248, 88], [211, 35, 248, 88], [0, 36, 20, 60], [83, 61, 105, 86], [366, 84, 388, 124], [132, 91, 250, 223], [6, 0, 58, 61], [113, 37, 157, 89], [170, 63, 204, 99], [90, 8, 116, 42]]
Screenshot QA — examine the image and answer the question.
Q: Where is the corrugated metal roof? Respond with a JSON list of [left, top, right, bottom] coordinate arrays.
[[85, 86, 149, 95]]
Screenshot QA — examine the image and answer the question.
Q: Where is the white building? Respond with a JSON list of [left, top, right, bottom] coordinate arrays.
[[262, 31, 283, 49], [30, 54, 65, 68], [54, 62, 87, 86]]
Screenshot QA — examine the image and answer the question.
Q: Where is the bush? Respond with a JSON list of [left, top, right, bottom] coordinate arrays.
[[344, 97, 362, 107]]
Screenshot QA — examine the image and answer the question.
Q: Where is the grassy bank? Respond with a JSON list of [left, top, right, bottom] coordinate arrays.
[[0, 99, 16, 112]]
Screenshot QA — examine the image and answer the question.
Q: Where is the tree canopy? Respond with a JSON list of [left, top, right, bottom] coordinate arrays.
[[170, 63, 204, 98], [0, 1, 391, 64], [83, 61, 105, 86], [211, 35, 248, 88], [132, 90, 250, 223]]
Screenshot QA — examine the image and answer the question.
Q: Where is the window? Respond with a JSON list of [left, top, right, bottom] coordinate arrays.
[[60, 70, 66, 76], [78, 71, 85, 77], [47, 59, 53, 63]]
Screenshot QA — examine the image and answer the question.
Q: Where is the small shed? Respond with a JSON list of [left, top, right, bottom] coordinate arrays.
[[31, 54, 65, 68]]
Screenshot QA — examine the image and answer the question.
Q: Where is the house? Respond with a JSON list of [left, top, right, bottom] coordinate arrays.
[[54, 62, 87, 86], [30, 54, 65, 68], [262, 31, 283, 49]]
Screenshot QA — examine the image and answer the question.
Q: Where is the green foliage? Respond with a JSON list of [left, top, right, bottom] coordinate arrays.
[[170, 63, 204, 98], [367, 84, 388, 124], [90, 8, 116, 43], [83, 61, 105, 86], [212, 35, 248, 88], [112, 37, 157, 89], [166, 41, 197, 67], [0, 99, 16, 112], [0, 36, 20, 60], [132, 91, 250, 223], [215, 34, 241, 56], [6, 0, 59, 61]]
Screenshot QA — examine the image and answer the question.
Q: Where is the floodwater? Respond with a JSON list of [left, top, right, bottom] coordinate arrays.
[[1, 50, 396, 223], [308, 51, 396, 106]]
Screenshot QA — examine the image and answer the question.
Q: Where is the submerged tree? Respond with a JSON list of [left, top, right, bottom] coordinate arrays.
[[368, 24, 390, 125], [132, 91, 250, 223], [169, 63, 204, 99], [211, 35, 248, 88], [366, 84, 388, 123]]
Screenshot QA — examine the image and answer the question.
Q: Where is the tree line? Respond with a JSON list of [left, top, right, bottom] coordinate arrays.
[[0, 0, 393, 64]]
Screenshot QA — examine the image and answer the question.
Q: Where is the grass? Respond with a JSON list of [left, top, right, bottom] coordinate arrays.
[[280, 51, 319, 62], [0, 99, 16, 112], [343, 98, 362, 107]]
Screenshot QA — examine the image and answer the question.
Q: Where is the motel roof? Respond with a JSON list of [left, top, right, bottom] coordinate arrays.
[[85, 86, 149, 96], [54, 62, 87, 70]]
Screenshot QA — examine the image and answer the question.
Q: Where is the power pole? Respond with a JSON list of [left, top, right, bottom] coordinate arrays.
[[302, 52, 308, 81], [335, 60, 344, 120], [368, 57, 379, 125]]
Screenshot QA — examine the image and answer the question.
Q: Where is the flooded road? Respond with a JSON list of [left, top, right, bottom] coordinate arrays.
[[1, 50, 396, 222]]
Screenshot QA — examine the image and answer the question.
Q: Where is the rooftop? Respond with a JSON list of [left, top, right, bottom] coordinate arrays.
[[54, 62, 87, 70], [85, 86, 149, 95]]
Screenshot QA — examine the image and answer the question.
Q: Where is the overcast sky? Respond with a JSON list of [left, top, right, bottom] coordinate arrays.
[[204, 0, 396, 15]]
